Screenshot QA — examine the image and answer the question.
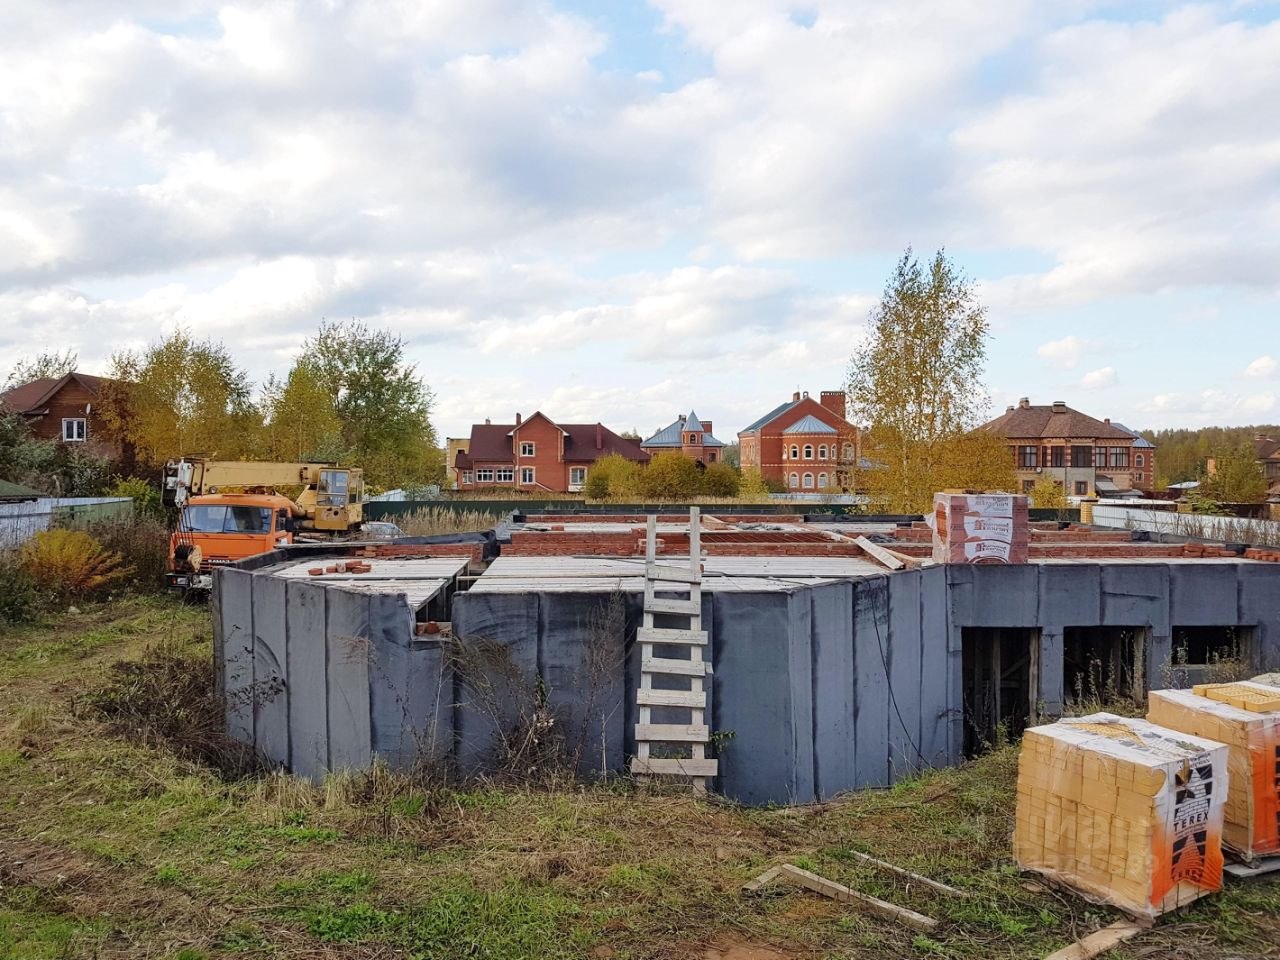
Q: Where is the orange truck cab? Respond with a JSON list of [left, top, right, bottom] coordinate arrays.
[[167, 492, 303, 592]]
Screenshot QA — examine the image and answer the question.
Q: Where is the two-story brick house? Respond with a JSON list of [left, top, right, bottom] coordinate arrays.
[[738, 390, 861, 491], [0, 371, 124, 461], [640, 412, 726, 465], [1253, 436, 1280, 499], [454, 412, 649, 493], [978, 398, 1154, 497]]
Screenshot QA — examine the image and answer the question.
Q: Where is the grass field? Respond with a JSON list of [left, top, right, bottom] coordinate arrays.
[[1, 597, 1277, 959]]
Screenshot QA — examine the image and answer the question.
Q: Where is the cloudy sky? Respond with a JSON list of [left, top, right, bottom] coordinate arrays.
[[2, 1, 1278, 440]]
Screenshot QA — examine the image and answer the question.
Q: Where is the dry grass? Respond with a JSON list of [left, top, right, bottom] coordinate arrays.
[[0, 600, 1277, 960], [394, 507, 506, 536]]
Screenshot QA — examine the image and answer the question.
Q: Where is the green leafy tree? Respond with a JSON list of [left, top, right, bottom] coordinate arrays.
[[848, 247, 991, 513], [1203, 443, 1267, 503], [701, 461, 740, 497], [637, 451, 703, 500], [0, 410, 111, 496], [260, 360, 346, 463], [299, 320, 442, 489], [101, 331, 260, 468], [4, 349, 78, 390]]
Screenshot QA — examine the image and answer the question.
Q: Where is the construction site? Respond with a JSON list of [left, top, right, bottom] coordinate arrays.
[[214, 499, 1280, 806]]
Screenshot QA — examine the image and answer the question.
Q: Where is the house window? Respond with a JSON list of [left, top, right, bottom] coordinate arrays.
[[707, 451, 716, 462], [803, 444, 813, 459], [790, 444, 799, 459], [569, 467, 585, 485], [1022, 480, 1036, 493], [1095, 447, 1108, 469], [496, 467, 514, 483], [1135, 454, 1144, 468], [1074, 481, 1088, 495], [818, 444, 828, 459], [1050, 446, 1064, 468], [62, 418, 86, 442], [842, 442, 853, 461], [462, 470, 473, 484], [789, 472, 799, 488], [1109, 447, 1130, 469], [688, 434, 700, 445], [476, 468, 494, 482], [818, 472, 828, 488], [1071, 445, 1092, 468], [520, 467, 535, 484], [1019, 446, 1038, 468], [803, 472, 814, 488], [520, 441, 535, 457]]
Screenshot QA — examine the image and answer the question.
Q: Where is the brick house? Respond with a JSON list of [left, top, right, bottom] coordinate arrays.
[[0, 372, 124, 460], [1253, 436, 1280, 499], [738, 390, 860, 491], [454, 412, 649, 493], [978, 398, 1154, 497], [640, 411, 726, 465]]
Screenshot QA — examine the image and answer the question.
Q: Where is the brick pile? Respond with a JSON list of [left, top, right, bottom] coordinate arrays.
[[1014, 714, 1227, 919], [932, 493, 1030, 564], [1147, 681, 1280, 861]]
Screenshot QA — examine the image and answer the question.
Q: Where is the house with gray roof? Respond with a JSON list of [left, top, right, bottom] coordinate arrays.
[[737, 389, 861, 491], [641, 412, 726, 466]]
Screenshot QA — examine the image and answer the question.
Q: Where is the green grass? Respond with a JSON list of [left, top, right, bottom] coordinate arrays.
[[0, 596, 1277, 959]]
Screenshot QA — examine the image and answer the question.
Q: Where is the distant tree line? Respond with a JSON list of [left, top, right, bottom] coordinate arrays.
[[1138, 425, 1277, 492]]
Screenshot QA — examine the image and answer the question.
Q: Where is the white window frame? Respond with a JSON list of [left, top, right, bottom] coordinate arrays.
[[818, 444, 827, 459], [842, 442, 854, 461], [520, 467, 535, 485], [818, 472, 828, 488], [520, 441, 535, 457], [1135, 454, 1144, 468], [569, 466, 586, 485], [789, 472, 799, 488], [803, 444, 813, 459], [790, 444, 799, 459], [62, 417, 86, 442], [476, 468, 494, 482], [496, 467, 515, 483], [803, 472, 814, 489], [462, 470, 473, 484]]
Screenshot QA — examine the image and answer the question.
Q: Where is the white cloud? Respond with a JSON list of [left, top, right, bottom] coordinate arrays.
[[1135, 388, 1277, 428], [1037, 335, 1098, 369], [1081, 366, 1117, 389], [1245, 355, 1278, 379]]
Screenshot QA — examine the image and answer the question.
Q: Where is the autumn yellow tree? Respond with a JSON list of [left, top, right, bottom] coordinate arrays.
[[1028, 472, 1069, 509], [259, 360, 345, 463], [849, 248, 998, 513], [101, 331, 261, 469]]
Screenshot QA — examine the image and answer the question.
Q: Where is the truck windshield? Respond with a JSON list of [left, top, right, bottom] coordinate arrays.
[[181, 505, 273, 533]]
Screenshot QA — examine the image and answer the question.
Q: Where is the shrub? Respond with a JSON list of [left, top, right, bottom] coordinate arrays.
[[105, 476, 165, 519], [85, 516, 170, 592], [700, 461, 740, 497], [20, 529, 130, 599], [0, 551, 46, 626]]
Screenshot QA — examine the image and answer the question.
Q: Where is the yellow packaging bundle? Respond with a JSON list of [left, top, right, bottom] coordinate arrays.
[[1149, 682, 1280, 861], [1014, 713, 1228, 919]]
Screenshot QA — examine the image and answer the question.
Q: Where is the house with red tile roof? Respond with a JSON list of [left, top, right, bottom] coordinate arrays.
[[978, 398, 1154, 497], [0, 372, 124, 460], [453, 412, 649, 493], [737, 389, 861, 491]]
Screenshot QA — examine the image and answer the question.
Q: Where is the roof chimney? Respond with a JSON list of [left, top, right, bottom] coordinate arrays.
[[792, 391, 801, 402], [595, 423, 602, 449], [1051, 401, 1067, 413], [1104, 417, 1111, 424], [802, 390, 809, 399], [1005, 405, 1014, 413], [485, 417, 491, 425], [1018, 397, 1030, 409], [515, 412, 522, 426], [678, 414, 686, 423]]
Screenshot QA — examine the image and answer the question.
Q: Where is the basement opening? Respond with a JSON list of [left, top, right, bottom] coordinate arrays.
[[1169, 625, 1255, 686], [962, 627, 1039, 758], [1063, 626, 1148, 708]]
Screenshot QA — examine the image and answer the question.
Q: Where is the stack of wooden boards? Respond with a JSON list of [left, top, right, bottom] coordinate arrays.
[[1014, 713, 1228, 919], [1016, 677, 1280, 918], [1148, 681, 1280, 862], [932, 492, 1029, 565]]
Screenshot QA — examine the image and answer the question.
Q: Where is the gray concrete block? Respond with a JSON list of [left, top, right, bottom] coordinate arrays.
[[251, 573, 289, 768], [852, 577, 891, 788], [917, 566, 952, 769], [1101, 564, 1169, 630], [886, 571, 923, 780], [285, 579, 328, 779], [1170, 564, 1239, 625], [1039, 564, 1101, 627], [325, 589, 372, 774], [219, 568, 255, 745], [809, 581, 855, 798]]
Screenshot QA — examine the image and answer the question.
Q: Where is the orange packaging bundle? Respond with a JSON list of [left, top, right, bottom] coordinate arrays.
[[931, 493, 1029, 565], [1014, 713, 1228, 919], [1148, 681, 1280, 861]]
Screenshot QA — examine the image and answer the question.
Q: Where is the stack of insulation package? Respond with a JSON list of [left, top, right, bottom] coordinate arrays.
[[1148, 680, 1280, 863], [1014, 713, 1227, 919], [931, 493, 1029, 564]]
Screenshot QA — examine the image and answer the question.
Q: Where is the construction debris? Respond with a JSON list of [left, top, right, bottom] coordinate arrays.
[[839, 849, 970, 898], [776, 863, 938, 932], [1042, 919, 1149, 960]]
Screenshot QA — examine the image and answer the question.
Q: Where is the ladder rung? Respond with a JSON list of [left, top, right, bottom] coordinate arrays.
[[642, 656, 710, 677], [637, 626, 707, 645], [646, 562, 702, 584], [645, 597, 701, 615], [636, 688, 706, 708], [630, 757, 718, 777], [635, 723, 709, 742]]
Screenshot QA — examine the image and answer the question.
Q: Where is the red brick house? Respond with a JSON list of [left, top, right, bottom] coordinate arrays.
[[454, 412, 649, 493], [0, 372, 124, 460], [640, 411, 726, 465], [738, 390, 861, 491]]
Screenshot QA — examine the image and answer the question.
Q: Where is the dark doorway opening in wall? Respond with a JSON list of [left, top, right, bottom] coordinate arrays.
[[962, 627, 1039, 758], [1063, 626, 1147, 708], [1169, 625, 1255, 686]]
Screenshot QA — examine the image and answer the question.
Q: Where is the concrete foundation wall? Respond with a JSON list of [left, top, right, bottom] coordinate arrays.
[[215, 560, 1280, 804]]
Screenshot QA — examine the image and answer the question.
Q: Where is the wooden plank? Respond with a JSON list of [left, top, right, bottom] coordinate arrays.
[[642, 656, 710, 677], [636, 688, 706, 708], [742, 865, 781, 893], [1224, 856, 1280, 878], [854, 536, 906, 571], [647, 561, 702, 583], [634, 723, 709, 742], [630, 757, 718, 776], [1043, 920, 1147, 960], [777, 864, 937, 933], [637, 626, 708, 645], [646, 597, 702, 616], [841, 850, 970, 898]]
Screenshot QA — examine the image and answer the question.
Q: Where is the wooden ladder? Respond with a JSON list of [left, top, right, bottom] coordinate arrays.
[[630, 507, 717, 791]]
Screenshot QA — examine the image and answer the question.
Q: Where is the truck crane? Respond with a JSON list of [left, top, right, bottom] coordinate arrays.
[[162, 458, 365, 592]]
